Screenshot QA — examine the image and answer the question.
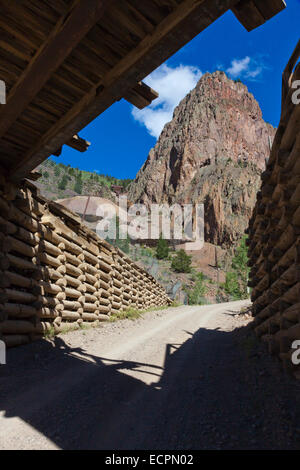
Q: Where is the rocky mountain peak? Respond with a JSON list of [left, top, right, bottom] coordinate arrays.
[[128, 71, 275, 248]]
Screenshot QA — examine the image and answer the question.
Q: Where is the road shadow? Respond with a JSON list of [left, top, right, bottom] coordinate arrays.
[[1, 321, 300, 450]]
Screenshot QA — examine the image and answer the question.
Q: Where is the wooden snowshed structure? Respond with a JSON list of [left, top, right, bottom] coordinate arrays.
[[248, 40, 300, 377], [0, 0, 286, 346]]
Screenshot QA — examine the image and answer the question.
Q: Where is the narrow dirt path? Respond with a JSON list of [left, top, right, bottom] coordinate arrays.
[[1, 301, 300, 450]]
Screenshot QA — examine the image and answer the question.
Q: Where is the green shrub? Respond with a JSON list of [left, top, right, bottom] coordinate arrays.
[[186, 272, 207, 305], [223, 236, 249, 300], [171, 249, 192, 273], [224, 271, 241, 300], [140, 246, 153, 258]]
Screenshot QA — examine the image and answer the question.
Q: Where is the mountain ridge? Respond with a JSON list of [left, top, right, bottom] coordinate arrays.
[[128, 71, 276, 248]]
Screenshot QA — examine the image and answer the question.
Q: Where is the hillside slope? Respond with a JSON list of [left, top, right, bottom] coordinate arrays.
[[36, 159, 132, 201]]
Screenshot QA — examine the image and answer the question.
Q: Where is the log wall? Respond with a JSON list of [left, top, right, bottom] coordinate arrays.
[[0, 180, 171, 348], [247, 41, 300, 378]]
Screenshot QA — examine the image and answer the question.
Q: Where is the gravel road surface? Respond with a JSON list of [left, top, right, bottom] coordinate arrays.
[[1, 301, 300, 450]]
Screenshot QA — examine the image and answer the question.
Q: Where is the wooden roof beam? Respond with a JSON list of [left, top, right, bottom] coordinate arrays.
[[67, 135, 91, 153], [0, 0, 111, 140], [52, 135, 91, 157], [26, 171, 42, 182], [232, 0, 286, 32], [124, 82, 159, 110]]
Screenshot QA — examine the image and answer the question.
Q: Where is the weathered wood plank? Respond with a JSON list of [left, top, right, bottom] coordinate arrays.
[[232, 0, 265, 32], [124, 81, 159, 109], [0, 0, 111, 141], [232, 0, 286, 31]]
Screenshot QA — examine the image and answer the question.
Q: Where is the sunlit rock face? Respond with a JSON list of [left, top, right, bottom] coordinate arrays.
[[128, 71, 275, 248]]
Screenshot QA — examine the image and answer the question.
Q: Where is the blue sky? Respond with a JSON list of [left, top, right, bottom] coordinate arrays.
[[55, 0, 299, 179]]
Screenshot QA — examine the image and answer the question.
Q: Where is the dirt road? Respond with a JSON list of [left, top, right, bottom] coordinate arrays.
[[1, 301, 300, 450]]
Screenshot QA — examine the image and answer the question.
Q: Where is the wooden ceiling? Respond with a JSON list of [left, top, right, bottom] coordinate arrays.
[[0, 0, 286, 182]]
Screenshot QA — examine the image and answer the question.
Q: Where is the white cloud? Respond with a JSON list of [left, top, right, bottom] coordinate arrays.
[[226, 57, 251, 78], [246, 66, 263, 79], [132, 64, 202, 138], [226, 56, 266, 81]]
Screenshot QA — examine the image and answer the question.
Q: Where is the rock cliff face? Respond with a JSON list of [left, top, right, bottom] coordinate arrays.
[[128, 71, 275, 248]]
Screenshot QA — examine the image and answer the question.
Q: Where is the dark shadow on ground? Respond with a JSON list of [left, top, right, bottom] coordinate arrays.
[[1, 320, 300, 450]]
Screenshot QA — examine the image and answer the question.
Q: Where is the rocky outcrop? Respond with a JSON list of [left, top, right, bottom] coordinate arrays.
[[128, 71, 275, 248]]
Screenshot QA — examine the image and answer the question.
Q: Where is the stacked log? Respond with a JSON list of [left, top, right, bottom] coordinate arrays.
[[110, 254, 124, 316], [81, 241, 100, 325], [122, 254, 135, 311], [136, 266, 145, 311], [118, 254, 132, 311], [248, 41, 300, 378], [0, 184, 44, 347], [37, 218, 66, 335], [141, 271, 150, 309], [130, 265, 142, 310], [98, 243, 114, 317], [0, 180, 171, 347]]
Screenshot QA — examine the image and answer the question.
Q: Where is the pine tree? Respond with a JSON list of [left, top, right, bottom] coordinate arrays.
[[106, 216, 130, 254], [58, 174, 68, 190], [231, 236, 249, 289], [74, 175, 82, 194], [156, 234, 169, 260], [223, 236, 249, 300], [171, 249, 192, 273]]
